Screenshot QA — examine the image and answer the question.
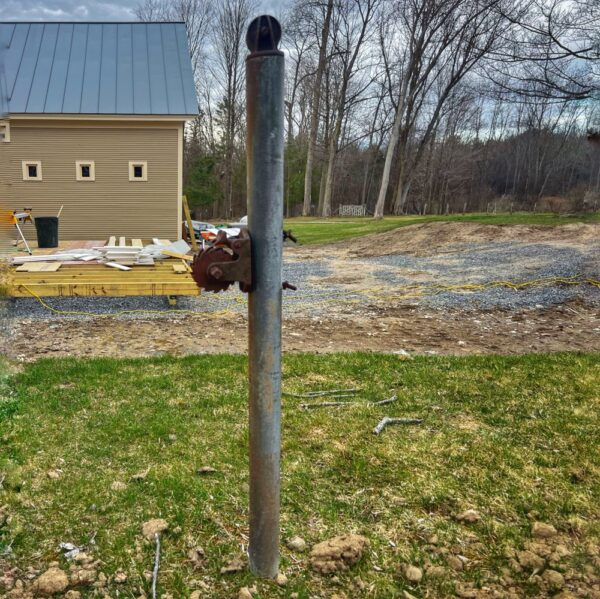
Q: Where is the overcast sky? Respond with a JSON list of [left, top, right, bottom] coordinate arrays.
[[0, 0, 284, 21]]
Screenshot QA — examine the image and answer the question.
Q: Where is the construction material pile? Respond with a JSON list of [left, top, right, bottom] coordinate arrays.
[[10, 238, 193, 272]]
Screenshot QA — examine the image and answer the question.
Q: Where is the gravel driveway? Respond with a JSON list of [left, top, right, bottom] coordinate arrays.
[[6, 237, 599, 320]]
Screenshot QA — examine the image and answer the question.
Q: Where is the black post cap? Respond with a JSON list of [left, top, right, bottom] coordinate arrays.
[[246, 15, 282, 54]]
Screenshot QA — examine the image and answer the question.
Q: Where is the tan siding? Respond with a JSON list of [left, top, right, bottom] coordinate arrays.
[[7, 122, 180, 240]]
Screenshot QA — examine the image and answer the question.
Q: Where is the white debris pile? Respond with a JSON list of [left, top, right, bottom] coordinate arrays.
[[10, 239, 192, 271]]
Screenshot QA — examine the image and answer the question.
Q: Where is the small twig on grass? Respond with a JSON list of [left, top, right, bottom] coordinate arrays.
[[152, 533, 161, 599], [300, 400, 354, 409], [373, 395, 398, 407], [285, 388, 360, 398], [373, 416, 422, 435], [301, 395, 398, 410]]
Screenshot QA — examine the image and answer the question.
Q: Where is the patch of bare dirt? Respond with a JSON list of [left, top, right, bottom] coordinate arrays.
[[2, 302, 599, 361], [330, 221, 600, 257]]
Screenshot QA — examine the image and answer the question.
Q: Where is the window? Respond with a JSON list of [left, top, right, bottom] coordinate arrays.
[[129, 161, 148, 181], [22, 161, 42, 181], [0, 121, 9, 142], [76, 161, 95, 181]]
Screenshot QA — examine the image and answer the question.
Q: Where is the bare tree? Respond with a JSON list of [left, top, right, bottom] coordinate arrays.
[[491, 0, 600, 101], [373, 0, 511, 217], [320, 0, 382, 217], [210, 0, 256, 217], [295, 0, 335, 216]]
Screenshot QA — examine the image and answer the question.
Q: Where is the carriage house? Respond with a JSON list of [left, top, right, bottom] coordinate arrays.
[[0, 21, 198, 240]]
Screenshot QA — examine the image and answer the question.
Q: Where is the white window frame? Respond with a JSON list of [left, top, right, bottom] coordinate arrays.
[[22, 160, 42, 181], [76, 160, 95, 181], [0, 120, 10, 142], [129, 161, 148, 182]]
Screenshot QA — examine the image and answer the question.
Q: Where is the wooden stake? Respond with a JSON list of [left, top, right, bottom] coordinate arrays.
[[182, 195, 199, 251]]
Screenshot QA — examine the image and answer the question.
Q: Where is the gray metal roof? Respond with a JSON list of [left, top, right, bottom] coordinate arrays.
[[0, 22, 198, 116]]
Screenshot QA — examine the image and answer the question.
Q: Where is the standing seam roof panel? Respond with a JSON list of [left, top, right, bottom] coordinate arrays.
[[43, 24, 73, 112], [161, 24, 187, 115], [131, 25, 151, 114], [10, 24, 44, 111], [116, 24, 134, 113], [61, 24, 87, 113], [0, 22, 198, 116], [80, 24, 102, 113], [175, 25, 197, 116], [3, 24, 25, 100], [26, 24, 59, 112], [98, 24, 117, 113], [146, 25, 169, 114]]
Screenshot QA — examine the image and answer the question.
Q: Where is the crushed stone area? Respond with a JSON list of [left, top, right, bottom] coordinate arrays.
[[2, 222, 599, 360]]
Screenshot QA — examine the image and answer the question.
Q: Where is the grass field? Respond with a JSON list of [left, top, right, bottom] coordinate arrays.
[[284, 212, 600, 245], [1, 352, 599, 597]]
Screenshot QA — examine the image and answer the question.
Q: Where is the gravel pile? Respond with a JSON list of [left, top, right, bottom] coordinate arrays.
[[7, 240, 600, 320]]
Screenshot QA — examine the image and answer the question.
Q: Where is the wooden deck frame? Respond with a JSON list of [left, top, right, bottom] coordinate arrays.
[[8, 262, 201, 298]]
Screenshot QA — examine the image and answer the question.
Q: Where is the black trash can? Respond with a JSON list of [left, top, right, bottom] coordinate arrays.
[[34, 217, 59, 248]]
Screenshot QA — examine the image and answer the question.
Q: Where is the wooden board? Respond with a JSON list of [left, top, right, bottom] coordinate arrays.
[[119, 236, 126, 247], [172, 263, 188, 274], [161, 249, 193, 261], [131, 239, 143, 248], [182, 195, 199, 251], [108, 236, 116, 246], [15, 262, 62, 272]]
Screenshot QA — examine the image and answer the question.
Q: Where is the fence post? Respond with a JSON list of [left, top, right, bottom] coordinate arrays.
[[245, 15, 284, 579]]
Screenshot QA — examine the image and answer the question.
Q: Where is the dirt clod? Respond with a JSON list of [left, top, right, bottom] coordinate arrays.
[[401, 564, 423, 583], [456, 509, 481, 524], [517, 550, 545, 571], [187, 546, 206, 570], [287, 536, 307, 552], [275, 573, 288, 586], [110, 481, 127, 491], [455, 585, 477, 598], [310, 534, 370, 574], [542, 569, 565, 589], [238, 588, 253, 599], [113, 571, 127, 584], [447, 555, 463, 571], [65, 591, 82, 599], [220, 556, 246, 574], [532, 522, 558, 538], [33, 567, 69, 596], [141, 518, 168, 540]]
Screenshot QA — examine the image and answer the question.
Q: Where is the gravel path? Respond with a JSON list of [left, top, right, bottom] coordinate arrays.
[[6, 239, 600, 320]]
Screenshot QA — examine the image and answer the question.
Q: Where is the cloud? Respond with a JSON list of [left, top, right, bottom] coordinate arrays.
[[0, 0, 141, 21], [0, 0, 287, 22]]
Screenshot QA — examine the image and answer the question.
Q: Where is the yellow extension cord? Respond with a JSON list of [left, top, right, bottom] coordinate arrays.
[[17, 274, 600, 319]]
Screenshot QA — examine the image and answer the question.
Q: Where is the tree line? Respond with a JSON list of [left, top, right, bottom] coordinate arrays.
[[136, 0, 600, 218]]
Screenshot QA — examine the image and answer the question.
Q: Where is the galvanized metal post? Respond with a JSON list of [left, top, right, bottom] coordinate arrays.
[[245, 15, 284, 579]]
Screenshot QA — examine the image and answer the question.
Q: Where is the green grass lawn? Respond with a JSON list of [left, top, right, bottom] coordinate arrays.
[[283, 212, 600, 245], [1, 352, 599, 597]]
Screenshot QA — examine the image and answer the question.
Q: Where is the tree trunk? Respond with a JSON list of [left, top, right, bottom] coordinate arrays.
[[393, 170, 410, 215], [373, 103, 403, 219], [317, 166, 327, 215], [302, 0, 334, 216], [321, 135, 337, 217]]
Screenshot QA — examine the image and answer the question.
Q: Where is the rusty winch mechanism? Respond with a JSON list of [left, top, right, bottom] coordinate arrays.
[[191, 228, 297, 293]]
